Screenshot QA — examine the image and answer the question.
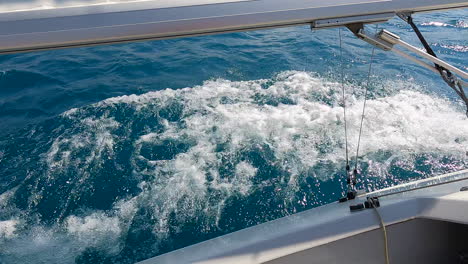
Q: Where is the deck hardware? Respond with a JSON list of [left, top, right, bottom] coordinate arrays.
[[337, 24, 377, 203], [347, 17, 468, 115], [364, 197, 380, 208], [311, 13, 394, 29], [347, 190, 357, 200], [346, 167, 358, 200], [349, 203, 365, 212]]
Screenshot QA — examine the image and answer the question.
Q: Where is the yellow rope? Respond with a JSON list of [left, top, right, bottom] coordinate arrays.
[[370, 199, 390, 264]]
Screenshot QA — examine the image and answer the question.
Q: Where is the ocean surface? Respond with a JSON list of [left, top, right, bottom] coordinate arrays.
[[0, 9, 467, 264]]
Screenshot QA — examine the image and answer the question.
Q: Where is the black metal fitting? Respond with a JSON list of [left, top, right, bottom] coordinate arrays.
[[338, 197, 348, 203], [347, 190, 357, 200], [350, 203, 364, 212], [364, 197, 380, 208]]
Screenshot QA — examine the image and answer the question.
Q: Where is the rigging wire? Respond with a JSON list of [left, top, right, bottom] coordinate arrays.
[[339, 27, 350, 171], [354, 25, 378, 173], [402, 14, 468, 116]]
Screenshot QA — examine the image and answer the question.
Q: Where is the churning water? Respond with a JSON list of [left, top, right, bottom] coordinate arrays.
[[0, 9, 467, 264]]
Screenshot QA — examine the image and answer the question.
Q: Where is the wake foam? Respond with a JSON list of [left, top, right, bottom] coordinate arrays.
[[421, 20, 468, 28], [0, 71, 467, 263]]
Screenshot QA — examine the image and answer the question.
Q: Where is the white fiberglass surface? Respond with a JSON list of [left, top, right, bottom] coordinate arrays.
[[0, 0, 251, 13]]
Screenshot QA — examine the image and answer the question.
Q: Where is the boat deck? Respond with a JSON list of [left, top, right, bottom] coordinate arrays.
[[139, 169, 468, 264]]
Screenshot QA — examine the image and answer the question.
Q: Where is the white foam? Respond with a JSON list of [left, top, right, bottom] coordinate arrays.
[[439, 44, 468, 53], [0, 226, 80, 263], [2, 71, 467, 262], [101, 72, 466, 209], [46, 116, 118, 170], [421, 21, 451, 27], [234, 161, 257, 195], [61, 107, 78, 117], [0, 219, 18, 239], [421, 21, 468, 28], [66, 213, 122, 253], [109, 71, 467, 240]]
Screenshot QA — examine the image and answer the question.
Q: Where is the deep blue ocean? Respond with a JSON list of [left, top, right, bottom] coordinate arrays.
[[0, 9, 467, 264]]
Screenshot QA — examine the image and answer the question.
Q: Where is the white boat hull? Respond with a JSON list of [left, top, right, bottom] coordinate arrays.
[[139, 169, 468, 264]]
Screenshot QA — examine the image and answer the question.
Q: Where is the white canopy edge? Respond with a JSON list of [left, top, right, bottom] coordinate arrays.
[[0, 0, 466, 54], [0, 0, 252, 18]]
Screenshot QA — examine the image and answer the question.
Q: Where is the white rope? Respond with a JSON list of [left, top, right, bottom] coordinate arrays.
[[370, 199, 390, 264]]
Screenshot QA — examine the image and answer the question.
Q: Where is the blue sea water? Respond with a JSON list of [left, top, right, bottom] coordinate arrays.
[[0, 9, 467, 264]]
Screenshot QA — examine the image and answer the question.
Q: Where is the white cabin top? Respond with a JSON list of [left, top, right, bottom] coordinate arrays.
[[0, 0, 466, 53], [0, 0, 251, 14]]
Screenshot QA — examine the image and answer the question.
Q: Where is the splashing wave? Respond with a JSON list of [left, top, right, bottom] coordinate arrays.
[[0, 71, 467, 263]]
